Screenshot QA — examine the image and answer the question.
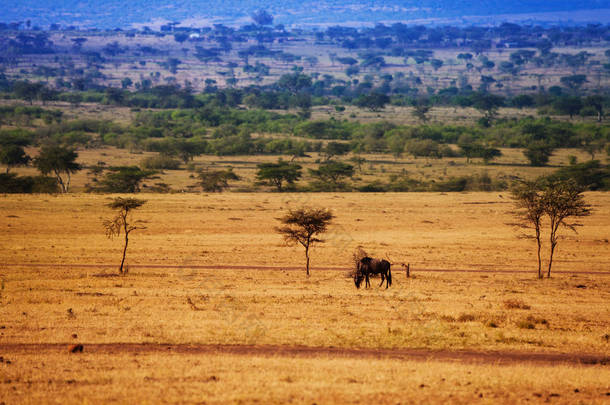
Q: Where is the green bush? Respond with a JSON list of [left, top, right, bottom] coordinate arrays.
[[0, 173, 59, 193]]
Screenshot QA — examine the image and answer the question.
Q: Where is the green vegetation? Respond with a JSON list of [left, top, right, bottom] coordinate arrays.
[[0, 22, 609, 194]]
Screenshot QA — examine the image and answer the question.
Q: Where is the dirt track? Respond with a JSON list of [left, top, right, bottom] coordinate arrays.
[[1, 343, 607, 366], [3, 263, 610, 275]]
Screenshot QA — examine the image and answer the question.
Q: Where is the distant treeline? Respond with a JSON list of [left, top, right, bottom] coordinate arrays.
[[319, 22, 609, 52], [1, 22, 608, 54], [2, 104, 609, 193], [3, 103, 608, 162], [2, 73, 608, 119]]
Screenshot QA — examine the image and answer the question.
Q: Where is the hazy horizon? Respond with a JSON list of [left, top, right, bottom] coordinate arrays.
[[3, 0, 610, 29]]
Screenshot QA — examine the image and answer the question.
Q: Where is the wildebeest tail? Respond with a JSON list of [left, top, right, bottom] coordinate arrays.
[[387, 266, 392, 287]]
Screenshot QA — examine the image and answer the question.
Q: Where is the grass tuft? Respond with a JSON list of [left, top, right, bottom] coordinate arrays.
[[457, 313, 477, 322], [503, 299, 531, 310]]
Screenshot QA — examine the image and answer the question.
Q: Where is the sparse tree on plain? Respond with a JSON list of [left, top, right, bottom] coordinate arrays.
[[349, 155, 367, 174], [276, 207, 334, 276], [0, 144, 30, 173], [321, 142, 350, 161], [541, 179, 591, 278], [473, 93, 504, 127], [584, 95, 605, 123], [511, 179, 591, 278], [34, 144, 81, 193], [198, 168, 239, 192], [308, 161, 354, 186], [103, 197, 147, 275], [523, 141, 554, 167], [511, 180, 545, 278], [256, 159, 302, 191], [412, 98, 431, 123], [88, 166, 155, 193]]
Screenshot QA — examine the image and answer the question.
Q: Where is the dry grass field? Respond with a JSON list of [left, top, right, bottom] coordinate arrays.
[[0, 192, 609, 403]]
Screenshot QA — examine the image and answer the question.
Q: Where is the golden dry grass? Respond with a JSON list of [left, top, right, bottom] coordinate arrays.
[[1, 193, 608, 348], [0, 193, 608, 403], [1, 351, 609, 404]]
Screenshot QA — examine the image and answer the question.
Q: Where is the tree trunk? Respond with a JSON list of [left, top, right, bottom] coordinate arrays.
[[536, 228, 542, 279], [120, 232, 128, 274], [547, 222, 559, 278], [547, 241, 556, 278], [119, 212, 129, 274], [305, 245, 310, 276], [54, 169, 67, 193]]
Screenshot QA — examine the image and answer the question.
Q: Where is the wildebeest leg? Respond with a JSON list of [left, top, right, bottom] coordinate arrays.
[[365, 273, 370, 288], [379, 273, 385, 287]]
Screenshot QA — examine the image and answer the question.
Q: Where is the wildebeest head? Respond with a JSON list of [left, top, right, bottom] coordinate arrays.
[[354, 272, 364, 288], [354, 257, 372, 289]]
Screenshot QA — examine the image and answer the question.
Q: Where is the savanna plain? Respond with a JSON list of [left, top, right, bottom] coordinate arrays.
[[0, 192, 609, 404]]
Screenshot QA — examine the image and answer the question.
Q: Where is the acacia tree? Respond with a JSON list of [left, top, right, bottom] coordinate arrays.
[[103, 197, 147, 275], [473, 93, 504, 127], [412, 98, 431, 123], [541, 180, 591, 278], [321, 142, 350, 161], [34, 144, 81, 192], [0, 144, 30, 173], [511, 179, 591, 278], [276, 207, 334, 276], [308, 161, 354, 187], [198, 168, 239, 192], [523, 141, 554, 166], [89, 166, 155, 193], [511, 180, 545, 278], [256, 159, 302, 191]]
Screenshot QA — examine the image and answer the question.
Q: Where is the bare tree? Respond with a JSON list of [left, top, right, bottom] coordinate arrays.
[[541, 180, 591, 278], [276, 207, 334, 276], [511, 180, 545, 278], [103, 197, 147, 275]]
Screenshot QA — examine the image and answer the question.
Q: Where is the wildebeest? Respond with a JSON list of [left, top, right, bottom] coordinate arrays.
[[354, 257, 392, 289]]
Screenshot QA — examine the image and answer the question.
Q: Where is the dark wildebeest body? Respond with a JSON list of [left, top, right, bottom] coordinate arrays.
[[355, 257, 392, 289]]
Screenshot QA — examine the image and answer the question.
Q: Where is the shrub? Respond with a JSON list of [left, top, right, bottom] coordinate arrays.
[[357, 181, 388, 192], [457, 313, 477, 322], [140, 154, 181, 170], [503, 299, 531, 310], [0, 173, 59, 193], [432, 177, 468, 192], [526, 315, 549, 326], [517, 321, 535, 329]]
